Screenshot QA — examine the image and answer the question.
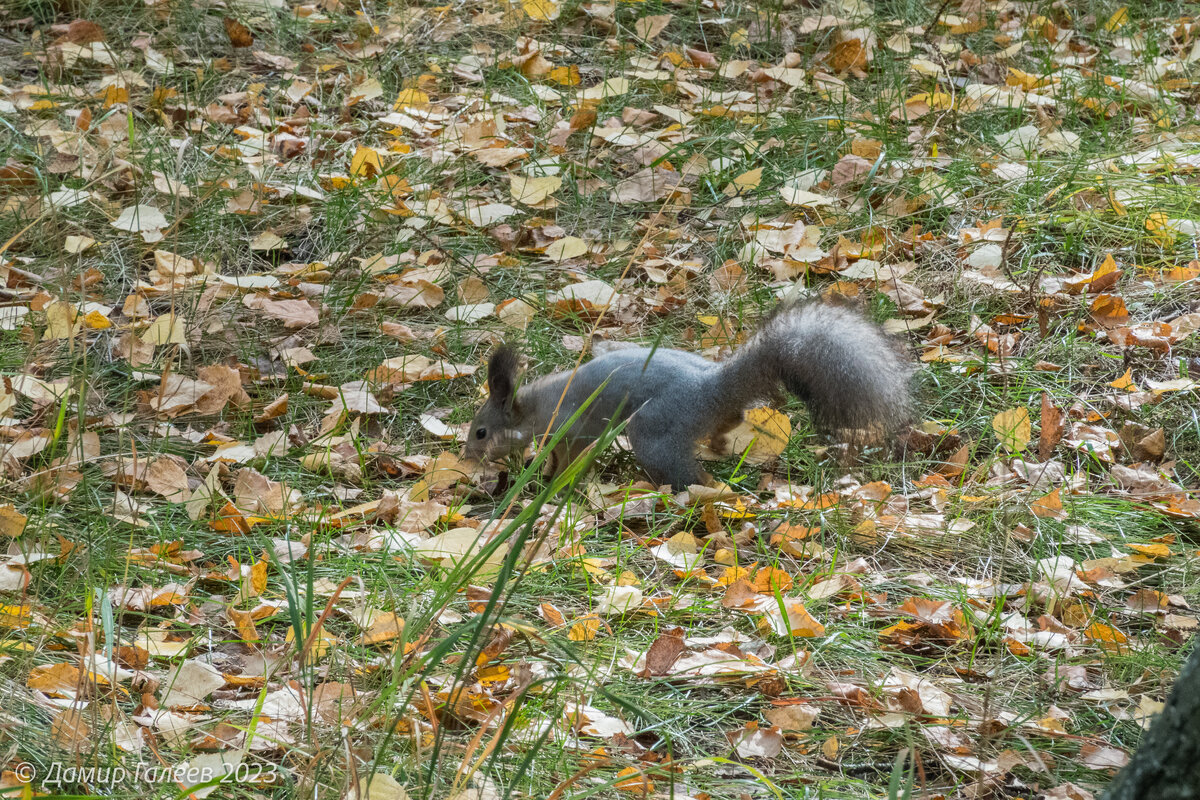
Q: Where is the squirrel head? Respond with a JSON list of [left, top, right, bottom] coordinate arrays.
[[463, 344, 529, 463]]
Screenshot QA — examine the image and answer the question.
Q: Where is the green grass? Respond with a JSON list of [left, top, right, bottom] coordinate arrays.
[[2, 0, 1200, 798]]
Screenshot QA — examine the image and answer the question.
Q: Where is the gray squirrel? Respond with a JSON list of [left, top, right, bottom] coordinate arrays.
[[463, 302, 912, 489]]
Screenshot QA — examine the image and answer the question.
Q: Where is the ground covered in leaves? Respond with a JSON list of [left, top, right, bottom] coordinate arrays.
[[2, 0, 1200, 798]]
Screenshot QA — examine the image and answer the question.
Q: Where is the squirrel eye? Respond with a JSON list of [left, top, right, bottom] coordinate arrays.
[[474, 427, 487, 440]]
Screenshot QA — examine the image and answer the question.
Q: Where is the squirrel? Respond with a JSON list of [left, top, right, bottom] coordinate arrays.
[[462, 302, 912, 490]]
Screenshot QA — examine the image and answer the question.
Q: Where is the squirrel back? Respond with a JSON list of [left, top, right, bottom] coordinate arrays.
[[464, 302, 911, 489]]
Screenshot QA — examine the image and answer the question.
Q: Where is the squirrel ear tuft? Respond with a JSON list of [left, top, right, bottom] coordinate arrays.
[[487, 344, 521, 408]]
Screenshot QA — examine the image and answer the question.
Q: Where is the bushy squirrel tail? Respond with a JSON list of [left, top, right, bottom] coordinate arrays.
[[713, 302, 912, 435]]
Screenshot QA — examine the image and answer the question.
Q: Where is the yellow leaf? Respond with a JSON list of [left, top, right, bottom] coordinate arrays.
[[83, 309, 111, 329], [723, 166, 763, 196], [742, 407, 792, 460], [547, 65, 580, 86], [908, 91, 954, 110], [42, 301, 80, 341], [393, 88, 429, 109], [100, 85, 129, 108], [1093, 252, 1119, 283], [522, 0, 560, 21], [509, 174, 562, 205], [0, 505, 26, 538], [285, 623, 338, 658], [1145, 211, 1175, 246], [544, 236, 588, 261], [141, 313, 186, 345], [821, 735, 839, 759], [362, 612, 406, 645], [992, 407, 1031, 453], [568, 616, 602, 641], [1127, 542, 1170, 559], [350, 146, 383, 178], [0, 603, 32, 628], [1103, 6, 1128, 32]]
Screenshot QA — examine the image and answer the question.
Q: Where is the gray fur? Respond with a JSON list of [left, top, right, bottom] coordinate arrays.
[[463, 303, 912, 489]]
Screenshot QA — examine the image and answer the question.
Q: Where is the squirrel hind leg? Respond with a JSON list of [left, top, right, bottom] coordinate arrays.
[[643, 457, 709, 491], [629, 423, 708, 489]]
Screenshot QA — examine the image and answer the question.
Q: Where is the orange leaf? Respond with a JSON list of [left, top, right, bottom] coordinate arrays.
[[1090, 293, 1129, 327], [1031, 488, 1065, 519], [1108, 368, 1140, 392], [752, 566, 793, 594], [1084, 622, 1129, 653], [1127, 542, 1170, 559], [614, 767, 653, 794]]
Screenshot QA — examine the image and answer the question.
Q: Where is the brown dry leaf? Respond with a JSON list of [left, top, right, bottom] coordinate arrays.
[[634, 13, 672, 40], [1039, 393, 1065, 459], [609, 168, 682, 204], [408, 451, 471, 501], [145, 457, 191, 502], [194, 365, 251, 415], [728, 724, 783, 759], [764, 701, 819, 731], [641, 629, 686, 676], [1078, 743, 1130, 770], [150, 374, 214, 416], [473, 147, 528, 168], [65, 19, 106, 43], [233, 468, 298, 516], [539, 602, 566, 627], [222, 17, 254, 47], [254, 393, 288, 423], [51, 708, 91, 752], [243, 295, 320, 329], [1090, 294, 1130, 328], [1065, 253, 1121, 294], [28, 662, 84, 693], [378, 279, 445, 309]]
